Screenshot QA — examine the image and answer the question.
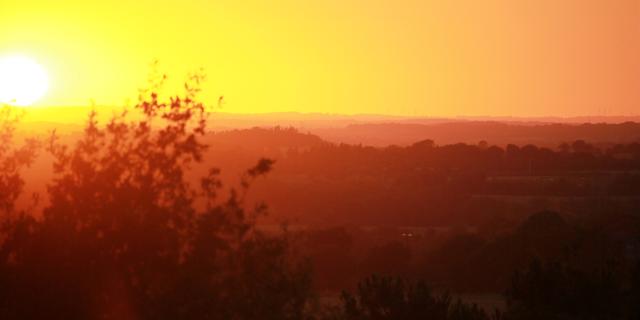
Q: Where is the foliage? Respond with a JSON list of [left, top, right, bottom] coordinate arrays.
[[0, 106, 38, 214], [0, 79, 312, 319], [503, 259, 627, 320], [328, 275, 492, 320]]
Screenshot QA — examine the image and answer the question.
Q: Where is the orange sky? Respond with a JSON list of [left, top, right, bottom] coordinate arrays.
[[1, 0, 639, 117]]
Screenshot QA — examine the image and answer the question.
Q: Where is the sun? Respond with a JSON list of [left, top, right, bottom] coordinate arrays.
[[0, 55, 49, 107]]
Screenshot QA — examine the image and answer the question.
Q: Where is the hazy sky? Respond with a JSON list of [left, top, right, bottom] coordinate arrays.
[[1, 0, 639, 116]]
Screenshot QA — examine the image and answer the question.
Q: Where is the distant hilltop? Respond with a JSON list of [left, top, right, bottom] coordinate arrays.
[[15, 107, 640, 147], [313, 122, 640, 147], [20, 106, 640, 126]]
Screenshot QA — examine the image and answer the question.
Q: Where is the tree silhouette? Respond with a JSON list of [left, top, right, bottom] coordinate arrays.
[[0, 79, 312, 319], [0, 106, 38, 215], [503, 259, 624, 320], [330, 275, 491, 320]]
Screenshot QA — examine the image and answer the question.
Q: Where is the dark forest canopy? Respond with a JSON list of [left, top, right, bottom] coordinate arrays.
[[197, 128, 640, 226]]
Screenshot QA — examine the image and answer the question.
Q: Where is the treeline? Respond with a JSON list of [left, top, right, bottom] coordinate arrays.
[[277, 138, 640, 176], [299, 209, 640, 290], [237, 136, 640, 226], [315, 121, 640, 146]]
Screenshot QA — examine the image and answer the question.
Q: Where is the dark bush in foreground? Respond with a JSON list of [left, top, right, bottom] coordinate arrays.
[[0, 82, 312, 319], [326, 275, 492, 320], [503, 259, 640, 320]]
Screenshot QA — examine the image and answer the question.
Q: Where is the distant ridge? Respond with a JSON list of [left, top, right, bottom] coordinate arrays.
[[17, 107, 640, 147], [313, 122, 640, 147], [22, 106, 640, 126]]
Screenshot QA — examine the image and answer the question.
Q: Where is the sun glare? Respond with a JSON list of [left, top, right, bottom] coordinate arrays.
[[0, 55, 49, 107]]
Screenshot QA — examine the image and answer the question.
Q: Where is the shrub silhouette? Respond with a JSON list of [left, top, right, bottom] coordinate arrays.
[[503, 259, 624, 320], [330, 275, 491, 320], [0, 106, 38, 215], [0, 81, 312, 319]]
